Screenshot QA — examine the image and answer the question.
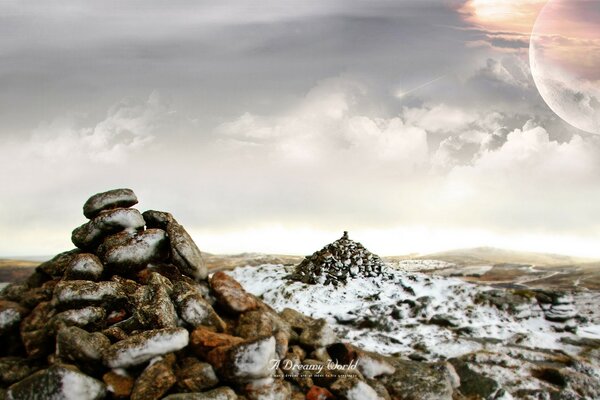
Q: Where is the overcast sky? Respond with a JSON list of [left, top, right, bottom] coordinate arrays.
[[1, 0, 600, 257]]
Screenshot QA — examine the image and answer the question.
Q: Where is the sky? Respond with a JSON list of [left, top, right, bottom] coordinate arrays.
[[1, 0, 600, 258]]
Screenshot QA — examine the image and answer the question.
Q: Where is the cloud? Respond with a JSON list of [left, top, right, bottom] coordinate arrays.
[[22, 92, 170, 164], [217, 77, 430, 169]]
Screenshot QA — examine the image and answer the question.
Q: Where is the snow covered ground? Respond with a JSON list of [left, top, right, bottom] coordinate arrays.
[[228, 263, 600, 359]]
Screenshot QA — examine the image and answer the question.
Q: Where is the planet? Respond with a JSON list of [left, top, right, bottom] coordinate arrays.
[[529, 0, 600, 134]]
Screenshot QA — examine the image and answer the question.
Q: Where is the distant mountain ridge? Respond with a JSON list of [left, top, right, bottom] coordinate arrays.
[[416, 246, 598, 267]]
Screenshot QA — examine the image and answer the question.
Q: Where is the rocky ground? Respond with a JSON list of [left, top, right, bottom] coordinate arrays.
[[1, 189, 599, 399], [228, 241, 600, 399]]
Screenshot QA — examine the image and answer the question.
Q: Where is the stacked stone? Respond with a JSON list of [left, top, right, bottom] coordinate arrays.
[[0, 189, 397, 400], [292, 232, 388, 286]]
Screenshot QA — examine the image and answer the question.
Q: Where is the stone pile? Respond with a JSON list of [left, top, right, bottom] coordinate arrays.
[[292, 232, 388, 286], [0, 189, 405, 400]]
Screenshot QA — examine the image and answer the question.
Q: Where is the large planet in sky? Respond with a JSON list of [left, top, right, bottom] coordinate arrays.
[[529, 0, 600, 134]]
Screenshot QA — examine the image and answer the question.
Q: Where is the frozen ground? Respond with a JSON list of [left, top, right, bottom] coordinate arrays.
[[228, 263, 600, 360]]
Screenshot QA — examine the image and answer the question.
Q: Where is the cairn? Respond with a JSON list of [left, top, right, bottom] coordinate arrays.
[[292, 232, 388, 286], [0, 189, 397, 400]]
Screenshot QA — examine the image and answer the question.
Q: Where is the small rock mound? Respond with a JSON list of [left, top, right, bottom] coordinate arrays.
[[0, 189, 406, 400], [292, 231, 388, 285]]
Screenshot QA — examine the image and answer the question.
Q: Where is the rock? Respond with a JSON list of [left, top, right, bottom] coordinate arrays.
[[243, 378, 291, 400], [56, 326, 111, 364], [474, 289, 536, 318], [51, 306, 106, 331], [533, 367, 600, 399], [167, 218, 208, 280], [449, 359, 502, 400], [0, 282, 28, 303], [0, 300, 28, 335], [0, 357, 41, 385], [19, 302, 56, 358], [103, 229, 169, 272], [83, 188, 138, 219], [299, 319, 337, 349], [52, 280, 127, 308], [175, 290, 226, 331], [131, 282, 178, 329], [293, 232, 388, 285], [210, 272, 258, 314], [544, 293, 577, 322], [35, 249, 81, 278], [162, 387, 238, 399], [428, 314, 460, 328], [380, 358, 455, 400], [142, 209, 173, 230], [207, 336, 277, 382], [103, 328, 189, 368], [306, 386, 335, 400], [176, 357, 220, 392], [356, 352, 395, 380], [72, 208, 145, 250], [236, 310, 276, 339], [130, 354, 177, 400], [18, 284, 54, 310], [6, 365, 106, 400], [103, 371, 134, 398], [280, 308, 313, 332], [329, 377, 380, 400], [190, 327, 245, 359], [20, 329, 53, 359], [64, 253, 104, 281]]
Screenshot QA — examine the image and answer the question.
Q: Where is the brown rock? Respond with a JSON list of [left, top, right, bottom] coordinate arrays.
[[207, 336, 277, 382], [190, 327, 244, 359], [103, 371, 135, 398], [0, 300, 29, 335], [176, 357, 219, 392], [210, 272, 258, 314], [306, 386, 335, 400], [131, 355, 177, 400]]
